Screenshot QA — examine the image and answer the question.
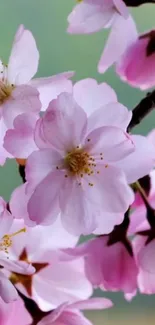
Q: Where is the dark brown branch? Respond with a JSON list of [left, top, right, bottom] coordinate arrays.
[[123, 0, 155, 6], [127, 90, 155, 132]]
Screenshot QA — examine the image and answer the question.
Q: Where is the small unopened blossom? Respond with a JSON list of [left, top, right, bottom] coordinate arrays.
[[38, 298, 113, 325], [0, 198, 35, 302], [5, 219, 92, 311], [67, 0, 128, 34], [0, 297, 32, 325]]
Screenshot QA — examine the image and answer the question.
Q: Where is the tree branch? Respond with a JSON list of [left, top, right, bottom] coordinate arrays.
[[127, 90, 155, 132], [124, 0, 155, 6]]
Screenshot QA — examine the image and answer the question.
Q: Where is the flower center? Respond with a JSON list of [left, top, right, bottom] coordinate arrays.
[[64, 148, 91, 176], [0, 228, 26, 254], [0, 81, 14, 105]]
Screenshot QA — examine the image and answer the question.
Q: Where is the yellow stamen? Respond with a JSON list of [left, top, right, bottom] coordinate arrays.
[[0, 228, 26, 254]]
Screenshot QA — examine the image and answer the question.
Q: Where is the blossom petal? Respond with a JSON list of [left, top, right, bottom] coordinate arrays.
[[98, 15, 138, 73], [60, 178, 97, 236], [2, 85, 41, 128], [8, 24, 39, 84], [4, 113, 38, 159], [85, 126, 134, 162], [83, 165, 134, 214], [70, 298, 113, 310], [30, 72, 73, 111], [0, 271, 18, 303], [115, 135, 155, 184], [87, 102, 132, 133], [26, 149, 63, 192], [73, 78, 117, 116], [67, 2, 115, 34], [27, 171, 63, 225], [138, 239, 155, 274], [42, 93, 87, 152]]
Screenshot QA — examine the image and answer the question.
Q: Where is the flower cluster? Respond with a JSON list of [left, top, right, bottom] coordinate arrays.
[[0, 1, 155, 324]]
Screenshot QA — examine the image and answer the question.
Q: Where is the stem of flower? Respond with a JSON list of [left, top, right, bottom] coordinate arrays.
[[135, 181, 155, 227], [124, 0, 155, 7]]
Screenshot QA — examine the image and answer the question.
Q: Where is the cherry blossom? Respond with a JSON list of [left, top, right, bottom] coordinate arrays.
[[5, 218, 92, 311], [24, 91, 136, 235], [38, 298, 113, 325]]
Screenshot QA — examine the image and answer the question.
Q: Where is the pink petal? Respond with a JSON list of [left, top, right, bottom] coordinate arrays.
[[33, 257, 92, 311], [138, 239, 155, 274], [30, 72, 73, 111], [4, 113, 38, 159], [38, 309, 92, 325], [115, 135, 155, 184], [84, 165, 134, 214], [70, 297, 113, 310], [60, 178, 97, 235], [42, 93, 87, 153], [85, 126, 134, 162], [93, 212, 124, 235], [34, 118, 52, 149], [2, 85, 41, 128], [67, 1, 115, 34], [98, 15, 138, 73], [26, 149, 63, 192], [87, 102, 132, 133], [0, 271, 18, 302], [0, 119, 12, 165], [0, 258, 35, 275], [8, 24, 39, 84], [113, 0, 129, 18], [27, 171, 63, 225], [0, 204, 13, 239], [73, 79, 117, 116], [10, 183, 36, 226]]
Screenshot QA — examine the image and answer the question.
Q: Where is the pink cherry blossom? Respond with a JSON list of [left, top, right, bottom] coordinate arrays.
[[0, 297, 32, 325], [67, 0, 128, 34], [24, 91, 135, 235], [64, 235, 138, 296], [38, 298, 113, 325], [5, 219, 92, 311], [0, 197, 35, 302]]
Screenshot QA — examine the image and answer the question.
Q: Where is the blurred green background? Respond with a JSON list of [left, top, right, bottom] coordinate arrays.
[[0, 0, 155, 324]]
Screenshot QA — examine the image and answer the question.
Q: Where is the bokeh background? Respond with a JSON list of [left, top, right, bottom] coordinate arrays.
[[0, 0, 155, 324]]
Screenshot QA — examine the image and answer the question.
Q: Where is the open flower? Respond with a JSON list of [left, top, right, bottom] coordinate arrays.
[[24, 92, 135, 235], [4, 219, 92, 311], [38, 298, 113, 325]]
